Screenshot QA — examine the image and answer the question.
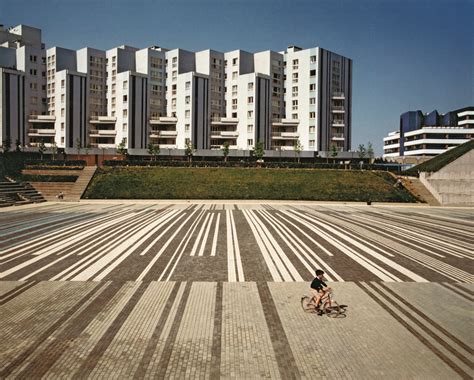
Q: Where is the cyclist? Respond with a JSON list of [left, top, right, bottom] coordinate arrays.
[[310, 269, 331, 315]]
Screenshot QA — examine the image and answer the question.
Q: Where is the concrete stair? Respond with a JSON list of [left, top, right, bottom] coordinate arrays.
[[0, 180, 46, 207], [30, 166, 97, 201], [67, 166, 97, 201], [402, 177, 441, 206]]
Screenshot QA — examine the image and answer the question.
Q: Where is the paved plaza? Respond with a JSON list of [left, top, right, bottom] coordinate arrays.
[[0, 202, 473, 379]]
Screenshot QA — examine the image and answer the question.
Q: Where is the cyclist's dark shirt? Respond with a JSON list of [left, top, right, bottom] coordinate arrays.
[[310, 277, 327, 291]]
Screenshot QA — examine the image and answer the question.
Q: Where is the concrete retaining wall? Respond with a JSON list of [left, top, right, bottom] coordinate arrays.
[[420, 150, 474, 205]]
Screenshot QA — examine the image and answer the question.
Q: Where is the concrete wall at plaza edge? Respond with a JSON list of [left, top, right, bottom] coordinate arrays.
[[419, 149, 474, 205]]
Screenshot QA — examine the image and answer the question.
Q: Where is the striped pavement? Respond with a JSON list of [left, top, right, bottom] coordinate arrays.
[[0, 202, 473, 379]]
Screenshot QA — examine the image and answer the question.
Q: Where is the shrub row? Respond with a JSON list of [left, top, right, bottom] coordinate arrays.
[[24, 165, 85, 171], [103, 159, 396, 171], [24, 159, 86, 167], [14, 174, 79, 183]]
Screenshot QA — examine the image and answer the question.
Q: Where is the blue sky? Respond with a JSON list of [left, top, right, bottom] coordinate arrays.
[[2, 0, 473, 154]]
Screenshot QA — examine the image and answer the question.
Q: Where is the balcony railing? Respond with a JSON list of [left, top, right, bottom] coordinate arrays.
[[332, 92, 345, 99], [332, 106, 345, 111], [332, 119, 345, 126], [89, 129, 117, 136]]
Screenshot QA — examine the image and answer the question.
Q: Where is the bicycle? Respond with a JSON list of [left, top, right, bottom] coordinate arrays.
[[301, 289, 346, 318]]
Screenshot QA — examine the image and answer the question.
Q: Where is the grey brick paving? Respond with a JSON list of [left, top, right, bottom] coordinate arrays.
[[0, 203, 472, 379]]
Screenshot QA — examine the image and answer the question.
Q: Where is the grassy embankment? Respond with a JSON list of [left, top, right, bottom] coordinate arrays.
[[84, 167, 418, 202]]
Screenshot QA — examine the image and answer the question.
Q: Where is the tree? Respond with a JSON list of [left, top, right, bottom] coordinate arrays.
[[75, 138, 82, 157], [221, 141, 230, 162], [293, 139, 303, 163], [147, 142, 160, 161], [252, 141, 265, 161], [184, 139, 195, 164], [15, 139, 22, 152], [85, 143, 92, 156], [367, 142, 374, 162], [2, 137, 11, 153], [357, 144, 366, 159], [51, 141, 58, 160], [38, 141, 46, 160], [116, 138, 128, 158], [330, 144, 339, 163]]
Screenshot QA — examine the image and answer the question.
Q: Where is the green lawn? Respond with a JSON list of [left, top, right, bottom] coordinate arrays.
[[84, 167, 418, 202]]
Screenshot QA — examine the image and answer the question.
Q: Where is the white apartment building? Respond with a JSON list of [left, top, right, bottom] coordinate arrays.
[[383, 107, 474, 158], [0, 23, 353, 156]]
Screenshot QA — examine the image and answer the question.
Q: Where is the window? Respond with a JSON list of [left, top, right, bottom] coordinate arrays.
[[61, 122, 64, 130], [61, 137, 65, 144], [247, 110, 253, 118], [309, 112, 316, 119], [309, 140, 315, 148], [309, 126, 315, 133], [183, 95, 190, 104], [232, 71, 238, 80], [292, 86, 298, 96], [61, 94, 65, 104], [232, 57, 238, 66], [123, 109, 128, 117], [185, 110, 190, 119], [123, 81, 128, 89], [172, 56, 177, 63], [185, 81, 191, 90], [248, 82, 254, 90], [309, 83, 316, 91], [310, 69, 316, 77], [61, 108, 65, 117], [123, 123, 127, 131], [123, 95, 128, 102], [248, 96, 253, 104], [292, 73, 298, 83], [247, 139, 253, 146], [292, 59, 298, 65], [310, 97, 316, 104], [310, 55, 316, 63], [292, 113, 298, 119], [185, 124, 190, 132], [292, 100, 298, 110], [247, 125, 253, 133]]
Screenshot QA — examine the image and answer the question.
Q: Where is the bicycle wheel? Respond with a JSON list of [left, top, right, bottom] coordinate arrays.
[[322, 300, 343, 318], [301, 296, 314, 312]]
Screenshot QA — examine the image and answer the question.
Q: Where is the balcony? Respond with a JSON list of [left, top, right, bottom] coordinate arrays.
[[331, 106, 345, 113], [149, 130, 178, 138], [150, 116, 178, 125], [331, 134, 345, 140], [28, 115, 56, 123], [332, 119, 345, 126], [272, 118, 300, 126], [211, 117, 239, 125], [272, 131, 299, 140], [211, 130, 239, 138], [332, 92, 345, 99], [89, 129, 117, 137], [90, 143, 116, 149], [28, 128, 56, 137], [90, 116, 117, 124]]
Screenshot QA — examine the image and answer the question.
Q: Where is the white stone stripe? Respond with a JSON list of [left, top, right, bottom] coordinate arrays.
[[260, 210, 342, 282], [210, 213, 220, 257], [94, 214, 184, 281], [244, 209, 293, 281], [198, 213, 214, 257], [230, 210, 244, 281], [139, 209, 201, 282], [90, 210, 184, 281], [139, 212, 187, 256], [337, 212, 474, 283], [0, 211, 140, 279], [71, 210, 180, 281], [0, 207, 130, 257], [241, 209, 283, 282], [190, 213, 211, 256], [293, 210, 429, 282], [284, 211, 403, 282], [353, 214, 470, 258], [226, 210, 237, 282], [249, 210, 304, 282], [50, 211, 165, 281]]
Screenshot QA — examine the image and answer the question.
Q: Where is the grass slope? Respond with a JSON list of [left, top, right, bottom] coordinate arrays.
[[84, 167, 418, 202], [406, 139, 474, 175]]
